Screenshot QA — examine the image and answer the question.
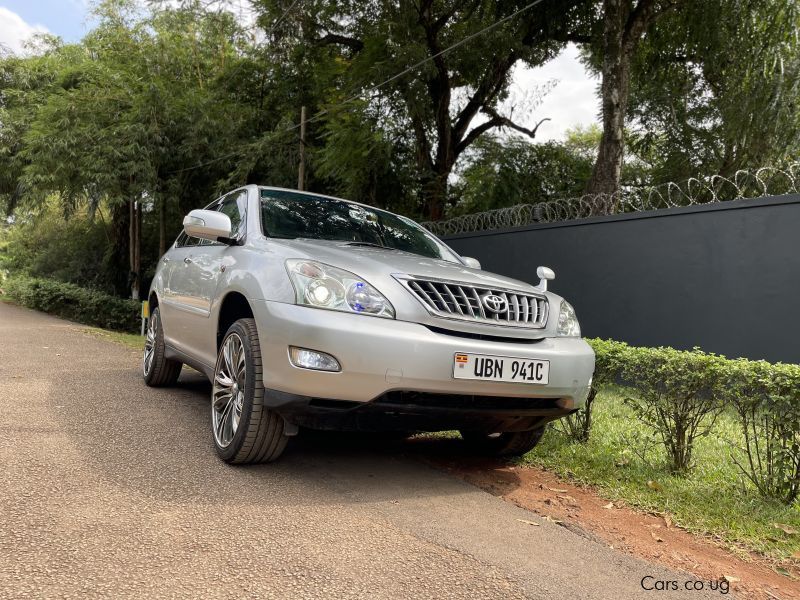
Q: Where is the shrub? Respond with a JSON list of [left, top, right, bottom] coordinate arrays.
[[620, 346, 727, 473], [558, 387, 596, 442], [589, 338, 631, 385], [0, 203, 116, 294], [720, 359, 800, 504], [578, 340, 800, 503], [560, 338, 630, 442], [2, 274, 140, 332]]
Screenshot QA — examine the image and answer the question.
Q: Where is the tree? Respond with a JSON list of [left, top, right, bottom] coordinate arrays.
[[313, 99, 419, 214], [563, 123, 601, 162], [253, 0, 596, 220], [582, 0, 800, 196], [627, 0, 800, 183], [0, 37, 83, 216], [10, 0, 265, 298], [451, 135, 592, 216], [584, 0, 681, 196]]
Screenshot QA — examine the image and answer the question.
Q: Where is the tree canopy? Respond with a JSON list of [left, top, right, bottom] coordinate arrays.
[[0, 0, 797, 298]]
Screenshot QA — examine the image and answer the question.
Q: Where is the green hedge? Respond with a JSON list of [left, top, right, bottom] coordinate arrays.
[[586, 338, 800, 502], [1, 274, 140, 332]]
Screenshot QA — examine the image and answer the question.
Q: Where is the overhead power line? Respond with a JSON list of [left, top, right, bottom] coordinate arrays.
[[264, 0, 303, 36], [289, 0, 550, 131], [174, 0, 550, 173]]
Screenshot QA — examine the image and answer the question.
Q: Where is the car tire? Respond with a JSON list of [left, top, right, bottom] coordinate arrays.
[[211, 318, 288, 464], [459, 425, 547, 457], [143, 306, 182, 387]]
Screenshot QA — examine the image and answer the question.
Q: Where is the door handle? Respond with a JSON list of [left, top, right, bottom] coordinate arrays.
[[184, 257, 193, 265]]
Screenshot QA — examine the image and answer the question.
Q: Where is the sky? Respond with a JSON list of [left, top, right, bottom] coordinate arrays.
[[0, 1, 600, 141]]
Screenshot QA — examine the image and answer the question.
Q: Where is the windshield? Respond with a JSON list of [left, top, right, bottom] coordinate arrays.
[[259, 189, 459, 262]]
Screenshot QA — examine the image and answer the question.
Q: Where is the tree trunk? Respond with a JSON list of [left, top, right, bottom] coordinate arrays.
[[135, 199, 142, 300], [159, 194, 167, 258], [587, 0, 631, 199], [108, 201, 130, 297], [129, 198, 140, 300], [422, 171, 449, 222], [588, 0, 675, 201]]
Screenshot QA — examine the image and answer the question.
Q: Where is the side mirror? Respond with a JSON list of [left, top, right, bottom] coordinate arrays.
[[462, 256, 481, 270], [536, 266, 555, 291], [183, 209, 232, 243]]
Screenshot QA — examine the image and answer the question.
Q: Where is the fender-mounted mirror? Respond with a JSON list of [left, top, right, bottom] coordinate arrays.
[[536, 266, 555, 291], [462, 256, 481, 270]]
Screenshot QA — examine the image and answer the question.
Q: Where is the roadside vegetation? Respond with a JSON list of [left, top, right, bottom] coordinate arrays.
[[82, 327, 143, 350], [2, 274, 139, 332], [531, 387, 800, 562], [525, 340, 800, 562]]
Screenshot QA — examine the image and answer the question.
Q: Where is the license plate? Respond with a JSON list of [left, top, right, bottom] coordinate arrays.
[[453, 353, 550, 385]]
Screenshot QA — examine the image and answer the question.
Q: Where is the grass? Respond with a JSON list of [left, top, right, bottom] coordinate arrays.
[[83, 327, 144, 350], [521, 385, 800, 563]]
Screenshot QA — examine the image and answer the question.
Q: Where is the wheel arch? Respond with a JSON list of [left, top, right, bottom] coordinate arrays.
[[217, 291, 254, 350]]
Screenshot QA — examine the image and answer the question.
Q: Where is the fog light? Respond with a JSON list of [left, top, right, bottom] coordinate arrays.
[[289, 347, 341, 372]]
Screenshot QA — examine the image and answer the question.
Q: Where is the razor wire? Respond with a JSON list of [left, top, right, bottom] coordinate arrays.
[[422, 162, 800, 236]]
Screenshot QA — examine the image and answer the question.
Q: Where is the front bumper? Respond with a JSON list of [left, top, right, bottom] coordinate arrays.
[[251, 300, 595, 430]]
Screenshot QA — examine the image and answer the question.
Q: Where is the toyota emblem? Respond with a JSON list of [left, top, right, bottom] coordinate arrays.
[[481, 293, 508, 314]]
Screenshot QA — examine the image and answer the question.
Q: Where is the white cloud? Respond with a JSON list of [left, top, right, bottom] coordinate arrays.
[[0, 7, 49, 55], [509, 44, 600, 142]]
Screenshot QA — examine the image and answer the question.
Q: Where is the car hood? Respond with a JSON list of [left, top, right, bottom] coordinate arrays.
[[267, 238, 542, 293]]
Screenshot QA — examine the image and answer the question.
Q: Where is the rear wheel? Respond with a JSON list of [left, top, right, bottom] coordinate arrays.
[[211, 318, 289, 464], [143, 306, 182, 387], [459, 425, 547, 457]]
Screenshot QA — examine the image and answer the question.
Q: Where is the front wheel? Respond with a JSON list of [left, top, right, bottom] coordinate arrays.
[[211, 318, 289, 464], [459, 425, 547, 457]]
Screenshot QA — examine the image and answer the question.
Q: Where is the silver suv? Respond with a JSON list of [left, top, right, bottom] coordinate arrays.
[[143, 186, 595, 463]]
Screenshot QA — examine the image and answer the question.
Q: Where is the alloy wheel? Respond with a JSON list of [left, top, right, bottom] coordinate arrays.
[[212, 333, 246, 448], [143, 309, 158, 376]]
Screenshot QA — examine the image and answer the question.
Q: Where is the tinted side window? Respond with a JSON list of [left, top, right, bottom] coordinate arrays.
[[218, 191, 246, 237]]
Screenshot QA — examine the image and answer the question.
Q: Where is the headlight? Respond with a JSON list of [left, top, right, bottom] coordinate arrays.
[[557, 300, 581, 337], [285, 259, 395, 319]]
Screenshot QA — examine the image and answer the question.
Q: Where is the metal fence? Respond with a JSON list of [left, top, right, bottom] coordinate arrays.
[[422, 161, 800, 236]]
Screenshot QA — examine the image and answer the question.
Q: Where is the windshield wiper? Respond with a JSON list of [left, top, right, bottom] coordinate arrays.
[[345, 241, 399, 251]]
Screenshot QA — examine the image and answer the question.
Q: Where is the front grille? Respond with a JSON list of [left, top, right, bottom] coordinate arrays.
[[397, 276, 548, 329]]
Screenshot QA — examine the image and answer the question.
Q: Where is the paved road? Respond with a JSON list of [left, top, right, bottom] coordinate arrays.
[[0, 302, 719, 599]]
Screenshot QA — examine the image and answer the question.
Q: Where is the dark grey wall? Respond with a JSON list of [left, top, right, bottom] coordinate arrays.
[[444, 195, 800, 364]]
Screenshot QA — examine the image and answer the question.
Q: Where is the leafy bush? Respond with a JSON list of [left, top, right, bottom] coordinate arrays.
[[620, 346, 727, 473], [719, 359, 800, 504], [582, 339, 800, 503], [560, 338, 636, 442], [570, 340, 728, 469], [0, 202, 117, 294], [2, 274, 140, 332], [589, 338, 631, 385], [558, 386, 596, 443]]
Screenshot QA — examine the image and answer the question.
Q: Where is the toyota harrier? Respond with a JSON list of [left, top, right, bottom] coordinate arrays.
[[143, 185, 595, 463]]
